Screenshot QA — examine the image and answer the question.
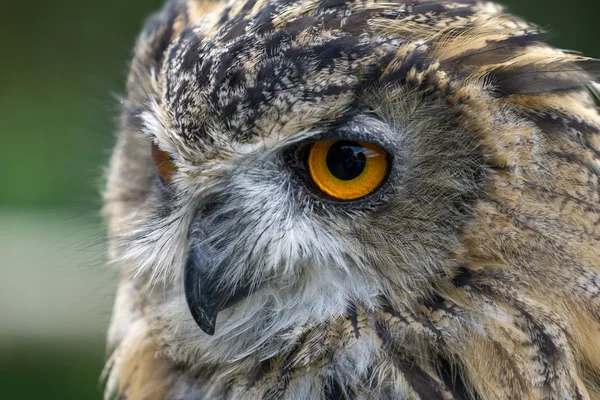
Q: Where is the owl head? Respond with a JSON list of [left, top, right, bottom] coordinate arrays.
[[104, 0, 600, 398]]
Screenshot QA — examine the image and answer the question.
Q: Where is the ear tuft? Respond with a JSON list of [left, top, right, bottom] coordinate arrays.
[[127, 0, 190, 107]]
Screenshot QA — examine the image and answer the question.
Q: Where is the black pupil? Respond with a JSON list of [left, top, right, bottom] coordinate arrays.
[[326, 141, 367, 181]]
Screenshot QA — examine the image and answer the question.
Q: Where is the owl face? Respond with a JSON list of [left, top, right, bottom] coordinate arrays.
[[110, 1, 485, 361], [106, 1, 600, 396], [134, 86, 479, 360]]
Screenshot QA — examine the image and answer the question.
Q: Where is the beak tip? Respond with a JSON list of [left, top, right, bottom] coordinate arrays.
[[187, 302, 219, 336], [202, 325, 216, 336], [198, 313, 217, 336]]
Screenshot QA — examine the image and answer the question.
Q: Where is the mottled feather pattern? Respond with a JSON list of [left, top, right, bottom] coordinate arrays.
[[103, 0, 600, 399]]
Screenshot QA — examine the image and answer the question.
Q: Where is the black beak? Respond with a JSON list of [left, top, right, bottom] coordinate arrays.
[[184, 228, 255, 336], [184, 241, 225, 336]]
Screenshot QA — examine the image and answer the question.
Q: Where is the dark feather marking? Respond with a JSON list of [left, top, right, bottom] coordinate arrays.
[[178, 30, 204, 73], [312, 36, 361, 69], [220, 16, 250, 42], [410, 3, 455, 14], [246, 359, 272, 390], [319, 0, 350, 10], [252, 3, 277, 33], [264, 30, 295, 57], [243, 60, 294, 125], [196, 51, 214, 88], [324, 376, 349, 400], [337, 12, 369, 30], [140, 0, 186, 67], [309, 84, 356, 97], [281, 36, 369, 74], [575, 387, 586, 400], [443, 32, 547, 72], [453, 266, 476, 287], [424, 294, 459, 316], [347, 303, 360, 339], [264, 333, 309, 399], [374, 321, 448, 400], [379, 299, 410, 325], [489, 60, 600, 96], [281, 338, 306, 374], [379, 297, 442, 340], [437, 356, 474, 400], [242, 0, 258, 12], [494, 73, 586, 96], [378, 49, 429, 85], [514, 305, 566, 390], [517, 306, 561, 364], [139, 2, 189, 105], [219, 6, 232, 25], [360, 49, 397, 85], [269, 324, 333, 399], [212, 37, 254, 90], [531, 112, 600, 137]]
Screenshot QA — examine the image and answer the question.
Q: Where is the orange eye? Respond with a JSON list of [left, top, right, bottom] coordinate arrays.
[[307, 140, 389, 201], [152, 143, 176, 184]]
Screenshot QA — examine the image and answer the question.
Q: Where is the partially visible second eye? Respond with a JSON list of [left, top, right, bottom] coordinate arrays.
[[152, 142, 176, 184], [307, 140, 389, 201]]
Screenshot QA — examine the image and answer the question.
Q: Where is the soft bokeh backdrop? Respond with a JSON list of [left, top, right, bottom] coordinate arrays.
[[0, 0, 597, 398]]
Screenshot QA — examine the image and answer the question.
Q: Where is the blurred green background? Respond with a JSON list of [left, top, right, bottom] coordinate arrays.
[[0, 0, 597, 399]]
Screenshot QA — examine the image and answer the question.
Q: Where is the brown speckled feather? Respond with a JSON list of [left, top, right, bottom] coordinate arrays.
[[103, 0, 600, 399]]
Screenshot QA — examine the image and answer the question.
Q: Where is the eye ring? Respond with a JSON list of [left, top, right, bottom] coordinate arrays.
[[152, 142, 177, 184], [307, 140, 389, 201]]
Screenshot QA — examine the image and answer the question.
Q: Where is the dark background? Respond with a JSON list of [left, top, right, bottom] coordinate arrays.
[[0, 0, 597, 398]]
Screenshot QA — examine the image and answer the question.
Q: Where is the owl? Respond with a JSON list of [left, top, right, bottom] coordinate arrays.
[[102, 0, 600, 398]]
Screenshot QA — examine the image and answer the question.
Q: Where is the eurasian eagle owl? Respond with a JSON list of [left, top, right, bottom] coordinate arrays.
[[103, 0, 600, 398]]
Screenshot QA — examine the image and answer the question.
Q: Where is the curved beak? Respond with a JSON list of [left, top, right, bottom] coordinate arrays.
[[184, 228, 255, 336], [183, 241, 224, 336]]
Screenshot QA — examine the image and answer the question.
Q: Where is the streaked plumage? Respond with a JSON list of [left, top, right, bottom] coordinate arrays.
[[103, 0, 600, 398]]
